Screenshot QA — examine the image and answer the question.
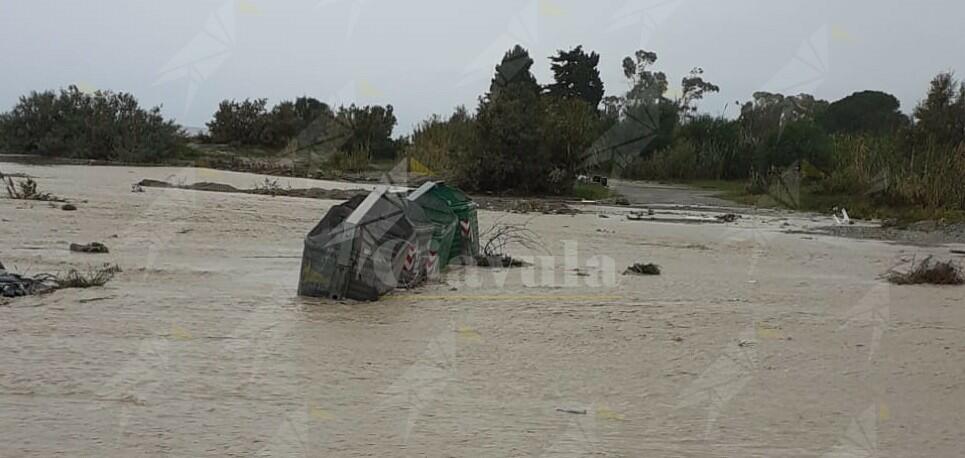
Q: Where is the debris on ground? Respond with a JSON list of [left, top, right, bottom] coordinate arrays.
[[61, 203, 77, 211], [56, 264, 121, 289], [137, 178, 367, 201], [624, 263, 661, 276], [473, 255, 528, 268], [0, 263, 120, 298], [627, 211, 720, 224], [1, 262, 56, 297], [2, 167, 62, 202], [474, 197, 579, 215], [626, 208, 655, 220], [885, 256, 964, 285], [131, 183, 144, 192], [951, 250, 965, 255], [555, 408, 587, 415], [832, 207, 853, 225], [716, 213, 741, 223], [70, 242, 109, 254], [473, 219, 544, 269]]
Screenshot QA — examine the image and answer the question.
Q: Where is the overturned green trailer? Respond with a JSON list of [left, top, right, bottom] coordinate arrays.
[[407, 181, 479, 272], [298, 187, 434, 301]]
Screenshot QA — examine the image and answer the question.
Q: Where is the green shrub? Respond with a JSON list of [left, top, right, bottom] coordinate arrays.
[[325, 146, 372, 174], [405, 108, 477, 177], [0, 86, 186, 162], [756, 119, 832, 172], [625, 140, 698, 180], [572, 182, 612, 200]]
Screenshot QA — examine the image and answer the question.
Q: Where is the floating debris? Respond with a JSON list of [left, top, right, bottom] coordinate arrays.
[[885, 256, 963, 285], [624, 263, 661, 276], [70, 242, 109, 254], [716, 213, 740, 223]]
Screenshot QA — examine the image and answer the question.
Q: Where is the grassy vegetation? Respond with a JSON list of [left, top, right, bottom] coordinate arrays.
[[690, 179, 965, 224], [571, 182, 614, 200]]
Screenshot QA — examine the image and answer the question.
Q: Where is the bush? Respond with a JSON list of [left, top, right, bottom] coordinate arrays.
[[677, 115, 745, 179], [823, 133, 965, 211], [207, 98, 270, 146], [325, 146, 372, 174], [756, 119, 832, 172], [0, 86, 186, 162], [572, 182, 612, 200], [405, 108, 477, 178], [625, 140, 698, 180], [537, 96, 605, 193], [204, 98, 397, 159], [823, 135, 897, 196]]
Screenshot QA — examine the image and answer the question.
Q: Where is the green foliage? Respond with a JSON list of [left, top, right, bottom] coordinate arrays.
[[912, 72, 965, 146], [545, 45, 604, 108], [594, 50, 718, 175], [405, 106, 477, 176], [537, 96, 605, 192], [572, 182, 613, 200], [676, 115, 745, 179], [205, 97, 397, 158], [427, 45, 607, 194], [678, 67, 720, 117], [461, 44, 559, 193], [822, 90, 908, 135], [490, 45, 541, 97], [0, 86, 186, 162], [325, 145, 372, 174], [738, 92, 829, 147], [207, 98, 271, 145], [626, 139, 698, 180], [758, 119, 832, 172], [335, 104, 398, 160], [473, 65, 544, 192], [822, 134, 898, 196]]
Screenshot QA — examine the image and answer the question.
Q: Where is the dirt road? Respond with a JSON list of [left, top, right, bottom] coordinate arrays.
[[610, 179, 741, 209], [2, 163, 964, 456]]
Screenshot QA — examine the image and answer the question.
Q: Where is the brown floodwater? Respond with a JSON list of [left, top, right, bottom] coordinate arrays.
[[2, 163, 964, 456]]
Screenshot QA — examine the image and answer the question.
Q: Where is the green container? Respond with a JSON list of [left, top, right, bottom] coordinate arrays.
[[408, 182, 479, 267]]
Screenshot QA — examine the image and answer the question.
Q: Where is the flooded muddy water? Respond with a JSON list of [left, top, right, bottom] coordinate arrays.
[[2, 163, 964, 456]]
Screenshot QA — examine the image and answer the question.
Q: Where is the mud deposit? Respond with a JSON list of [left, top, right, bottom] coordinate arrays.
[[2, 163, 964, 456]]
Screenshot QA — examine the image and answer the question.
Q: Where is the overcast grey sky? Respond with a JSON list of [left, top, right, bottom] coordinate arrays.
[[2, 0, 963, 134]]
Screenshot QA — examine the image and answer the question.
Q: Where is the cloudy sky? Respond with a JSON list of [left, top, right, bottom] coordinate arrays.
[[2, 0, 963, 134]]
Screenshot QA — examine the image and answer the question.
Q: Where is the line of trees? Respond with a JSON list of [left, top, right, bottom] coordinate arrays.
[[406, 44, 964, 211], [203, 97, 399, 160], [0, 43, 962, 210], [622, 71, 965, 211], [407, 45, 721, 194], [0, 86, 187, 162]]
